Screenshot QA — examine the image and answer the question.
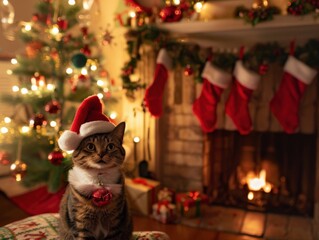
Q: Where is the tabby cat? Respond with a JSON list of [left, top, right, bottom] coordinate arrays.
[[59, 122, 133, 240]]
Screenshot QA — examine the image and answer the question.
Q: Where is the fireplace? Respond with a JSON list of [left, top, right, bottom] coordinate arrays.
[[203, 130, 316, 216], [156, 62, 319, 221]]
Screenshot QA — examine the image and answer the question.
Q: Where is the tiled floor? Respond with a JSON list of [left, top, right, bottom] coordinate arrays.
[[180, 205, 315, 240]]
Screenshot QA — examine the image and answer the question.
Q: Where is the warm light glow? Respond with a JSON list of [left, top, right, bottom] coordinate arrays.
[[1, 127, 8, 134], [68, 0, 76, 5], [29, 119, 34, 126], [248, 177, 264, 191], [90, 65, 97, 71], [15, 173, 22, 182], [173, 0, 180, 5], [247, 192, 254, 200], [21, 126, 30, 133], [129, 11, 136, 18], [81, 68, 88, 75], [133, 136, 140, 143], [66, 150, 74, 155], [97, 93, 104, 99], [31, 85, 38, 91], [263, 183, 272, 193], [97, 80, 104, 87], [263, 0, 269, 7], [50, 121, 57, 127], [50, 25, 60, 35], [11, 58, 18, 65], [194, 2, 203, 13], [66, 67, 73, 74], [47, 84, 55, 91], [6, 69, 12, 75], [4, 117, 11, 123], [24, 23, 32, 31], [21, 88, 29, 94], [12, 85, 19, 92], [109, 111, 117, 120], [3, 0, 9, 6]]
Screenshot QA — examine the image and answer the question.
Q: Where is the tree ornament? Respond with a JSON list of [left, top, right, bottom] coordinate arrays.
[[0, 151, 11, 165], [102, 29, 114, 46], [159, 5, 182, 23], [57, 17, 68, 31], [45, 100, 61, 114], [32, 113, 47, 129], [71, 53, 88, 68], [25, 41, 43, 58], [81, 44, 91, 56], [92, 188, 113, 207], [48, 149, 64, 165], [81, 26, 88, 37], [184, 65, 193, 76], [78, 74, 88, 82], [0, 0, 15, 30], [10, 160, 27, 182]]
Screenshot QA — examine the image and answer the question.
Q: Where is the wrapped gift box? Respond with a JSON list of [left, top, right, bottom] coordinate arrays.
[[125, 177, 160, 216], [152, 200, 177, 224], [158, 187, 175, 203], [176, 191, 209, 218]]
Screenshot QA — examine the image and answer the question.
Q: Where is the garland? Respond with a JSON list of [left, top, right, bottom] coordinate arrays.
[[121, 25, 319, 95]]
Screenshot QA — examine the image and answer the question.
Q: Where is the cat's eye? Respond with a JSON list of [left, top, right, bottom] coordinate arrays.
[[86, 143, 95, 151], [107, 143, 114, 151]]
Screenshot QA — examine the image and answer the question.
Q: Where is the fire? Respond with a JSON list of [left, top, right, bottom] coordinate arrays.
[[246, 169, 272, 199]]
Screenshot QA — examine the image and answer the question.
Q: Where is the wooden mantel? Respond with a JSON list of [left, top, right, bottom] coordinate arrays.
[[156, 14, 319, 48]]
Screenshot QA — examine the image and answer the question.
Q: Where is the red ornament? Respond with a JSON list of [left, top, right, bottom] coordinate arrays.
[[63, 34, 72, 43], [184, 65, 193, 76], [259, 64, 269, 75], [32, 13, 40, 22], [45, 100, 61, 114], [81, 44, 91, 56], [81, 26, 88, 38], [48, 150, 64, 165], [0, 151, 10, 165], [57, 17, 68, 31], [92, 188, 113, 207], [33, 113, 47, 129], [159, 5, 182, 23], [78, 74, 88, 82]]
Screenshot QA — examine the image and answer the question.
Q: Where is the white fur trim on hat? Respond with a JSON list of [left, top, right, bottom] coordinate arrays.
[[201, 62, 232, 89], [156, 48, 172, 70], [58, 120, 115, 151], [234, 61, 261, 90], [284, 56, 317, 85]]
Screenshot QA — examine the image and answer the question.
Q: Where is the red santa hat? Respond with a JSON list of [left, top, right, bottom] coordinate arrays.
[[58, 95, 115, 151]]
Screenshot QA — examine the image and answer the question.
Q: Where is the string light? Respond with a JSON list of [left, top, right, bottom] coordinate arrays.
[[50, 25, 59, 35], [90, 65, 97, 71], [50, 121, 57, 127], [97, 93, 104, 99], [97, 79, 104, 87], [6, 69, 12, 75], [21, 126, 30, 133], [31, 85, 38, 91], [21, 88, 29, 94], [24, 23, 32, 31], [133, 136, 140, 143], [46, 84, 55, 91], [194, 2, 203, 13], [4, 117, 11, 123], [81, 68, 88, 75], [129, 11, 136, 18], [11, 58, 17, 64], [12, 85, 19, 92], [66, 67, 73, 74], [0, 127, 9, 134], [173, 0, 180, 5], [109, 111, 117, 120], [3, 0, 9, 6], [68, 0, 76, 5]]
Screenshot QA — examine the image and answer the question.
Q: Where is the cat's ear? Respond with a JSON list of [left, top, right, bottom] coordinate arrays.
[[112, 122, 126, 143]]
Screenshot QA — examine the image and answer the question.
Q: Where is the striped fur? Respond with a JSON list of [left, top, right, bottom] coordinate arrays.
[[59, 122, 133, 240]]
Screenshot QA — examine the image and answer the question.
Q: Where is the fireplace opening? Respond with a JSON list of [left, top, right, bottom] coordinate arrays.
[[203, 130, 316, 216]]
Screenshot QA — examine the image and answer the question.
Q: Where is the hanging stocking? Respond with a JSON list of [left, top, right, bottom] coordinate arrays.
[[144, 48, 172, 117], [270, 56, 317, 133], [193, 62, 232, 132], [225, 61, 261, 135]]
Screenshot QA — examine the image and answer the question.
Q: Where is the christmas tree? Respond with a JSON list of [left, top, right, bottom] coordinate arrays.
[[0, 0, 117, 192]]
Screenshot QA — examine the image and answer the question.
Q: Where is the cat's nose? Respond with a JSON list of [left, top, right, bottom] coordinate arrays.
[[98, 152, 105, 158]]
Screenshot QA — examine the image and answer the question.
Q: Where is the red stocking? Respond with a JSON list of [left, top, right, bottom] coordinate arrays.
[[225, 61, 261, 135], [144, 49, 172, 117], [193, 62, 232, 132], [270, 56, 317, 133]]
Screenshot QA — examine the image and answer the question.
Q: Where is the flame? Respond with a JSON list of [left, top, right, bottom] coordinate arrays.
[[246, 169, 272, 199]]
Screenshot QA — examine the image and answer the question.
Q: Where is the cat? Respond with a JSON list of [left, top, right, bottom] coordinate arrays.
[[59, 122, 133, 240]]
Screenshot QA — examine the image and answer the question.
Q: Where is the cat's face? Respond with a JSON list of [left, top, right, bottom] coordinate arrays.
[[72, 122, 126, 170]]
